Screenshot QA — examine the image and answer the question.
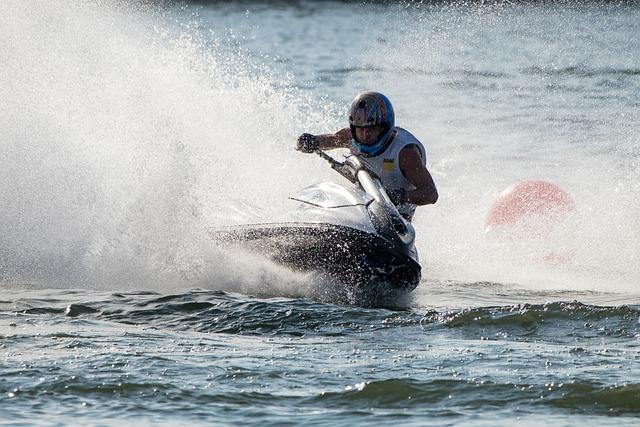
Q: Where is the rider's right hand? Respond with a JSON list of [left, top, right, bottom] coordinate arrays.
[[296, 133, 320, 153]]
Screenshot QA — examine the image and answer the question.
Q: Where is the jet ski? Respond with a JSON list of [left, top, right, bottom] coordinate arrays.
[[210, 150, 421, 296]]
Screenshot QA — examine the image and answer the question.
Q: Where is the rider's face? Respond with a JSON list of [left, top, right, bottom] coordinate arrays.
[[355, 125, 383, 146]]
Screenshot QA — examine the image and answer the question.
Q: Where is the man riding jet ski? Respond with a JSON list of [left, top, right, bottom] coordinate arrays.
[[297, 91, 438, 221], [212, 92, 437, 298]]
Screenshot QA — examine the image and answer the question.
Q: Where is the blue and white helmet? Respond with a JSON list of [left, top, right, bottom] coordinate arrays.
[[349, 91, 395, 157]]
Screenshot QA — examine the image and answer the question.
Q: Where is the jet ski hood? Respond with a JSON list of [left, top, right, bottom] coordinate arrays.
[[291, 182, 374, 209], [274, 182, 377, 235]]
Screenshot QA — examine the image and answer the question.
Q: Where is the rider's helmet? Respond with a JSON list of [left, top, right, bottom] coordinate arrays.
[[349, 91, 395, 157]]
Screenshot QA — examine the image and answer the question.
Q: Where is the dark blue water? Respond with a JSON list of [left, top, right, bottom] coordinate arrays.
[[1, 1, 639, 425]]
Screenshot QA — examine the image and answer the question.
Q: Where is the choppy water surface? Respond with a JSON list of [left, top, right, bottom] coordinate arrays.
[[2, 287, 640, 425], [1, 1, 639, 425]]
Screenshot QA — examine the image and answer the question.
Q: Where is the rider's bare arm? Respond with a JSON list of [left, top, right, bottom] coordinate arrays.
[[315, 128, 352, 150], [399, 146, 439, 205]]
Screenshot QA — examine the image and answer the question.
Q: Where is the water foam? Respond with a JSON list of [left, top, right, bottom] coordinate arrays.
[[0, 1, 335, 293]]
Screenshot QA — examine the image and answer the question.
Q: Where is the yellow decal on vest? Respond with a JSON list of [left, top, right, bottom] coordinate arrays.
[[382, 158, 395, 172]]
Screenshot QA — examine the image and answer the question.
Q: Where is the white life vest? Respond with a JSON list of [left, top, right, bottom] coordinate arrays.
[[350, 127, 426, 219]]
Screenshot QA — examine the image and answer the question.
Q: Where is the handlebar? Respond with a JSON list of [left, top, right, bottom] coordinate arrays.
[[313, 150, 415, 245], [314, 149, 358, 183]]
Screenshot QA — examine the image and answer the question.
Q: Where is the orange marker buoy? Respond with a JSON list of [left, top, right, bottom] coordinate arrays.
[[485, 180, 575, 238]]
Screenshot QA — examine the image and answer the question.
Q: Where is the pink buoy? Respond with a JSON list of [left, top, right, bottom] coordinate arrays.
[[485, 180, 575, 238]]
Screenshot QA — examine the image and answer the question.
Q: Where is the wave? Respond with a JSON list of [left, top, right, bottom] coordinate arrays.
[[12, 376, 640, 418], [551, 382, 640, 415], [313, 378, 640, 415], [523, 65, 640, 77], [4, 290, 638, 340]]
